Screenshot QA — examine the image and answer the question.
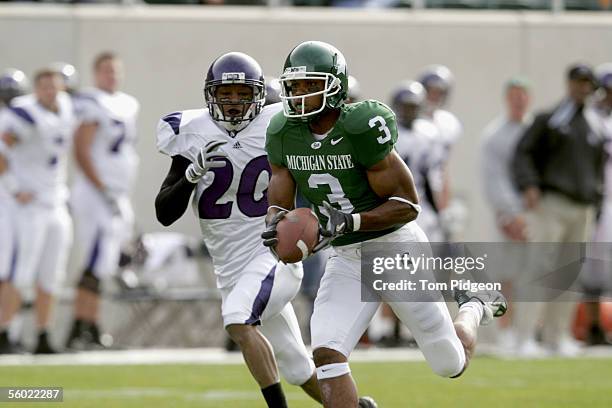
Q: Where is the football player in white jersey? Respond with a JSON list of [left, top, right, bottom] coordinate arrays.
[[393, 80, 445, 241], [66, 52, 140, 349], [0, 69, 75, 354], [0, 69, 29, 294], [582, 63, 612, 345], [365, 80, 446, 348], [155, 52, 323, 408], [419, 65, 464, 239]]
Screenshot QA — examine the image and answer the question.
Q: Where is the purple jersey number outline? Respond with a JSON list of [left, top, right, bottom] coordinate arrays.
[[109, 119, 126, 153], [198, 155, 270, 219]]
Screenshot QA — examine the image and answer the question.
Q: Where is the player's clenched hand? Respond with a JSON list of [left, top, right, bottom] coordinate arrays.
[[313, 201, 354, 253], [261, 210, 288, 259], [14, 191, 34, 205], [185, 140, 228, 183]]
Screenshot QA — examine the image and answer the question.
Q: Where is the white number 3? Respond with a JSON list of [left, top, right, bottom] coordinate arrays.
[[369, 115, 392, 144]]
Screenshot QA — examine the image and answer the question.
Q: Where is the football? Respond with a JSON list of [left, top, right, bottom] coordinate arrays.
[[275, 208, 320, 264]]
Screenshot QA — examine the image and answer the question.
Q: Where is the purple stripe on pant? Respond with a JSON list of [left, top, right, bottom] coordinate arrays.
[[245, 265, 277, 326]]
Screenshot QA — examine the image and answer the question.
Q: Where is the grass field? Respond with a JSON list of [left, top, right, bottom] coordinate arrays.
[[1, 358, 612, 407]]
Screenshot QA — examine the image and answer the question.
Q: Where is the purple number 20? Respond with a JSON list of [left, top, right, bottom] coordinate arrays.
[[198, 155, 270, 219]]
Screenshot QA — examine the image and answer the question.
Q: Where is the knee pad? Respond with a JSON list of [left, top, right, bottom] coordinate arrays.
[[78, 269, 100, 294], [275, 348, 315, 385], [316, 362, 351, 380], [424, 338, 465, 378]]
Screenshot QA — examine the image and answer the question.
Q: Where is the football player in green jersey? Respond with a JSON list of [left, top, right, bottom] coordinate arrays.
[[262, 41, 507, 408]]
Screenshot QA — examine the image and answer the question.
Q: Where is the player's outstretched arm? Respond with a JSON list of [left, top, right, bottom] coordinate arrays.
[[361, 150, 421, 231], [155, 155, 197, 227]]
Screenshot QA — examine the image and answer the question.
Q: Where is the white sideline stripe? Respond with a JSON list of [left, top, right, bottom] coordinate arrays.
[[1, 346, 612, 366], [66, 388, 309, 401], [0, 348, 424, 366]]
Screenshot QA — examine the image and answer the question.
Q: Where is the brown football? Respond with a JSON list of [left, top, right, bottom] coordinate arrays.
[[275, 207, 320, 264]]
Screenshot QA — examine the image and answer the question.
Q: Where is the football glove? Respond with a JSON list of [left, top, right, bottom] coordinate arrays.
[[185, 140, 228, 183], [313, 202, 356, 253], [261, 208, 288, 260]]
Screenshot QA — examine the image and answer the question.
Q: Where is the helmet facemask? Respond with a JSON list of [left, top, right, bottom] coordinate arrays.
[[279, 69, 342, 119], [204, 73, 265, 135]]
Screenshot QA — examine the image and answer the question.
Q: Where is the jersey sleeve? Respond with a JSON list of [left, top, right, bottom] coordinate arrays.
[[346, 100, 399, 168], [265, 111, 287, 167], [156, 111, 192, 158], [77, 96, 105, 125], [4, 106, 36, 142]]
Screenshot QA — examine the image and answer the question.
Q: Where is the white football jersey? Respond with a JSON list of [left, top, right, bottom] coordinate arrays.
[[603, 114, 612, 202], [395, 118, 445, 207], [395, 118, 445, 240], [156, 103, 283, 288], [432, 109, 462, 155], [75, 87, 140, 196], [3, 93, 76, 207], [0, 107, 12, 202]]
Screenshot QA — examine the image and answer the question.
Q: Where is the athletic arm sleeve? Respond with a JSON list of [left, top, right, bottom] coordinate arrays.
[[155, 155, 196, 227]]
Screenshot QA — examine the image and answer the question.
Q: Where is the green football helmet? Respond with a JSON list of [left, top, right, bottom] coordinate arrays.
[[279, 41, 348, 119]]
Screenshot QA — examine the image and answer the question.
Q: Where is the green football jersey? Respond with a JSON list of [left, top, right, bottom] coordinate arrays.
[[266, 99, 404, 246]]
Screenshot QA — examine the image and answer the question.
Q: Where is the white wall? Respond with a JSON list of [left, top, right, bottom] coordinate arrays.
[[1, 5, 611, 240]]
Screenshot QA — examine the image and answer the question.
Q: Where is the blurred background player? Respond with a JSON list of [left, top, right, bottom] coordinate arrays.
[[367, 80, 445, 347], [0, 68, 29, 352], [480, 77, 532, 350], [393, 80, 445, 241], [155, 52, 321, 408], [0, 68, 29, 289], [512, 63, 606, 357], [0, 68, 75, 354], [581, 63, 612, 345], [66, 52, 140, 350], [418, 64, 464, 240]]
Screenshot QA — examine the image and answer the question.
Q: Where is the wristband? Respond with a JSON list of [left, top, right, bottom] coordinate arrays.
[[352, 213, 361, 231]]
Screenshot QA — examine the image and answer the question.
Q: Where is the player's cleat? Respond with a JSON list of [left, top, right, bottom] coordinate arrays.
[[358, 396, 378, 408], [454, 287, 507, 326], [587, 325, 612, 346], [33, 332, 59, 354], [0, 331, 25, 354]]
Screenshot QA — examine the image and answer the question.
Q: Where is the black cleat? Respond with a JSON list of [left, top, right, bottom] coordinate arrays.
[[359, 396, 378, 408], [587, 325, 612, 346], [34, 332, 59, 354], [0, 331, 24, 354], [65, 319, 86, 350]]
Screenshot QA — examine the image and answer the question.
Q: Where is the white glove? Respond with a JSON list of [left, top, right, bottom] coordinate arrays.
[[185, 140, 228, 183]]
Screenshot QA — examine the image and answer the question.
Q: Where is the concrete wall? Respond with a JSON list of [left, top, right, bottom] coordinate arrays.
[[1, 5, 611, 240]]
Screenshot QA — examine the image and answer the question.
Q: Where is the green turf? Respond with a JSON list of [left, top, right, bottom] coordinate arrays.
[[1, 358, 611, 407]]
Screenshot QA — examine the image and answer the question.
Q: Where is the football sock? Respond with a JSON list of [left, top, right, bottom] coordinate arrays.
[[261, 382, 288, 408], [458, 300, 484, 328]]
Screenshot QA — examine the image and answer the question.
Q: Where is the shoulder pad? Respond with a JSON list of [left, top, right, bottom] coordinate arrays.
[[413, 118, 439, 140], [343, 99, 395, 135], [266, 110, 290, 136], [156, 109, 207, 157]]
